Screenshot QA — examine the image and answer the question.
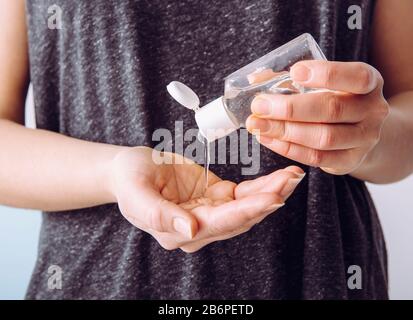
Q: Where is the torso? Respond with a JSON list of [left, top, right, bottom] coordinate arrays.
[[25, 0, 387, 299]]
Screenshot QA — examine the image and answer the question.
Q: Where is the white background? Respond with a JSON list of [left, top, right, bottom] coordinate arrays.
[[0, 87, 412, 299]]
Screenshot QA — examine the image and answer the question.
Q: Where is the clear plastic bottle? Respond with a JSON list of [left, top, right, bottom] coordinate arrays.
[[167, 33, 328, 142]]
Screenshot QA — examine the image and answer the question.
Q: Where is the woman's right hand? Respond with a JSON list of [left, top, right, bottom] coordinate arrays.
[[109, 147, 305, 253]]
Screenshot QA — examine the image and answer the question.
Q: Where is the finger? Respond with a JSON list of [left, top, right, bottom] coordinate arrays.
[[180, 223, 251, 253], [204, 192, 285, 237], [257, 136, 357, 170], [134, 187, 198, 239], [248, 117, 370, 150], [249, 92, 369, 123], [179, 170, 305, 252], [204, 180, 236, 202], [169, 189, 292, 253], [147, 230, 182, 251], [247, 69, 289, 85], [290, 60, 382, 94], [180, 192, 290, 253], [234, 166, 304, 199]]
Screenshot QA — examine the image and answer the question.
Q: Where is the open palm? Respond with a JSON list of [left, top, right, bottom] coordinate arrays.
[[111, 147, 304, 252]]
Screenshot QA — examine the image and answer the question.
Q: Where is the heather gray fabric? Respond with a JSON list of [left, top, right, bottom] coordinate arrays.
[[25, 0, 388, 299]]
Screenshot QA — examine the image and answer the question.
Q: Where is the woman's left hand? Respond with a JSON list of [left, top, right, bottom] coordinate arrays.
[[246, 60, 390, 175]]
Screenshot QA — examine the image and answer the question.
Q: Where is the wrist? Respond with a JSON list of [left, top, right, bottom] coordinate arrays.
[[350, 105, 399, 182], [99, 145, 131, 204]]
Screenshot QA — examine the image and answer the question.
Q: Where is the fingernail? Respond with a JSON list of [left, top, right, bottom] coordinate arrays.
[[173, 217, 192, 238], [251, 97, 271, 115], [291, 65, 312, 82], [294, 172, 306, 179], [280, 177, 304, 198]]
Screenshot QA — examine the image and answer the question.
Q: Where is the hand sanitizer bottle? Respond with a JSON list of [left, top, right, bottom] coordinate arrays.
[[167, 33, 328, 142]]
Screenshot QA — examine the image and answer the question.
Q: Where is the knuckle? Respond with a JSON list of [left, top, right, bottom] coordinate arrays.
[[371, 126, 382, 144], [326, 94, 343, 122], [357, 123, 368, 139], [377, 100, 390, 119], [147, 198, 168, 232], [319, 126, 335, 149], [358, 123, 380, 145], [308, 149, 324, 166], [280, 140, 293, 158], [147, 206, 163, 232], [324, 64, 339, 87], [283, 98, 294, 120], [279, 121, 289, 141], [270, 120, 284, 138]]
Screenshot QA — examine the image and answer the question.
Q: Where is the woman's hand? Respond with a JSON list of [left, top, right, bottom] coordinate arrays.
[[246, 61, 390, 175], [109, 147, 305, 253]]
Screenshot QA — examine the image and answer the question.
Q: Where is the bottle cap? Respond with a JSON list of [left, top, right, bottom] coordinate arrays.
[[167, 81, 238, 142], [167, 81, 200, 111], [194, 97, 238, 142]]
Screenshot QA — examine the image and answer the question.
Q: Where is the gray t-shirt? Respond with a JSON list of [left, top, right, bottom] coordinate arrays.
[[25, 0, 387, 299]]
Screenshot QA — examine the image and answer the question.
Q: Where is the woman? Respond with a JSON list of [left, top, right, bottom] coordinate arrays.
[[1, 0, 412, 299]]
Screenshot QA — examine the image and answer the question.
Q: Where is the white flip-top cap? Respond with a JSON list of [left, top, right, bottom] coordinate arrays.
[[194, 97, 238, 142], [167, 81, 238, 142], [167, 81, 200, 111]]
